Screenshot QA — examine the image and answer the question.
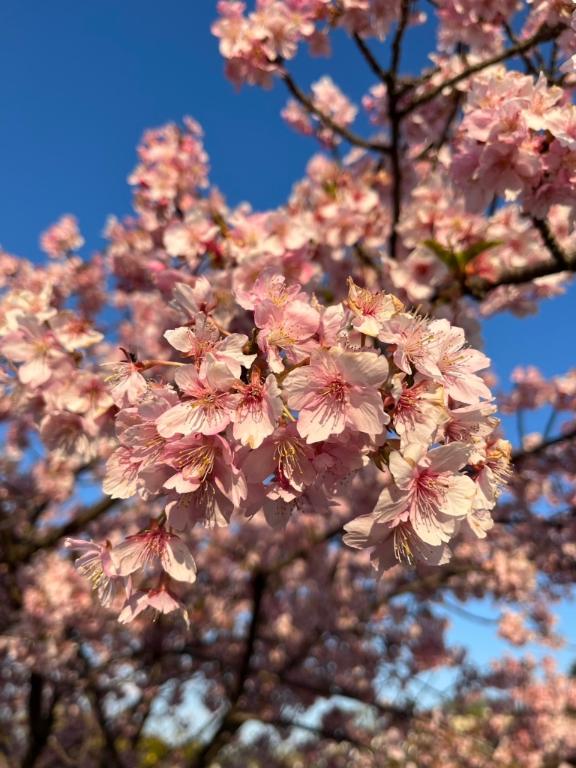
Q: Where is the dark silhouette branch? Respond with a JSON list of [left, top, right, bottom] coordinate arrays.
[[21, 673, 59, 768], [400, 24, 565, 117], [189, 570, 268, 767], [279, 67, 391, 154]]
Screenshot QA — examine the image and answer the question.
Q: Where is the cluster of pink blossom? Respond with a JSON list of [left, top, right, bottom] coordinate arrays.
[[212, 0, 328, 88], [39, 214, 85, 258], [66, 273, 508, 625], [282, 75, 358, 147], [436, 0, 520, 52], [452, 69, 576, 216], [212, 1, 409, 90], [0, 248, 108, 484]]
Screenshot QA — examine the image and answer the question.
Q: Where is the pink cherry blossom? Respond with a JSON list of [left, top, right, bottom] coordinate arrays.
[[231, 369, 284, 448], [346, 278, 404, 337], [110, 525, 197, 584], [365, 442, 477, 548], [255, 298, 320, 373], [155, 360, 239, 437], [40, 214, 84, 258], [283, 347, 389, 443], [65, 538, 126, 607]]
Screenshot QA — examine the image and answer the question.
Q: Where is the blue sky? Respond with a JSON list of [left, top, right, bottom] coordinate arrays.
[[3, 1, 574, 678]]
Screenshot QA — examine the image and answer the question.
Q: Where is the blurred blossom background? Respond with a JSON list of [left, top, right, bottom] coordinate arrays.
[[2, 0, 576, 760]]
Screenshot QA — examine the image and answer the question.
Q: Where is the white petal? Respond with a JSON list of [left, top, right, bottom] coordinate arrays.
[[162, 537, 197, 584]]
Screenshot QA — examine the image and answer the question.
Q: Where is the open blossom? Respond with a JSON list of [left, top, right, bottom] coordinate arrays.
[[162, 433, 247, 528], [48, 312, 103, 351], [358, 443, 477, 550], [389, 376, 448, 447], [163, 216, 219, 262], [0, 316, 66, 387], [164, 317, 255, 376], [110, 525, 197, 584], [346, 278, 403, 337], [344, 514, 451, 572], [241, 423, 316, 497], [255, 298, 320, 373], [102, 358, 148, 407], [171, 278, 217, 318], [156, 361, 239, 437], [118, 585, 189, 627], [65, 538, 125, 607], [378, 314, 442, 378], [388, 247, 451, 303], [283, 347, 389, 443], [39, 412, 97, 461], [428, 319, 492, 403], [231, 369, 284, 448]]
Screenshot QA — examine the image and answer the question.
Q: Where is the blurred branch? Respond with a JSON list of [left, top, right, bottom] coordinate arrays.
[[352, 33, 388, 84], [21, 673, 59, 768], [279, 67, 391, 154], [530, 217, 568, 268], [400, 24, 565, 117], [461, 253, 576, 300], [17, 496, 118, 565], [512, 426, 576, 465], [229, 710, 375, 753], [189, 570, 268, 767], [385, 0, 411, 259], [75, 641, 126, 768]]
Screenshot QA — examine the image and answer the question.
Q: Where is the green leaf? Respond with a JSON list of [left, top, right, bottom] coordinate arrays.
[[423, 238, 458, 270], [455, 239, 502, 267]]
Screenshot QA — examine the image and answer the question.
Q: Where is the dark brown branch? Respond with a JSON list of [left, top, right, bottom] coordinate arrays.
[[352, 33, 388, 84], [279, 68, 391, 154], [466, 254, 576, 298], [400, 24, 565, 117], [17, 496, 118, 564], [75, 641, 126, 768], [415, 89, 463, 160], [228, 710, 374, 753], [385, 0, 411, 259], [277, 673, 413, 722], [530, 217, 568, 268], [503, 21, 541, 78], [512, 426, 576, 465], [21, 673, 59, 768], [189, 571, 268, 767]]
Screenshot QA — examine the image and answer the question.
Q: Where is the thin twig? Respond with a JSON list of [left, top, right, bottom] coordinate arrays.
[[385, 0, 411, 259], [400, 24, 565, 117], [279, 67, 391, 154]]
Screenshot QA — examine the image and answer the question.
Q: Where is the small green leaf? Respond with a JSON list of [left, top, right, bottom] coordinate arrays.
[[456, 239, 502, 267], [423, 238, 458, 270]]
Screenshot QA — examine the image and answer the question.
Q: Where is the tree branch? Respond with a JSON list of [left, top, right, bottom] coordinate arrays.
[[352, 33, 388, 84], [189, 570, 268, 767], [512, 426, 576, 465], [21, 673, 59, 768], [385, 0, 411, 259], [18, 496, 118, 564], [400, 24, 565, 117], [228, 710, 375, 754], [75, 641, 126, 768], [530, 217, 568, 268], [279, 67, 391, 154]]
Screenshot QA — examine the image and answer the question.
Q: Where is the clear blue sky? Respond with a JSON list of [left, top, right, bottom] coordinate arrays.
[[3, 0, 574, 676]]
